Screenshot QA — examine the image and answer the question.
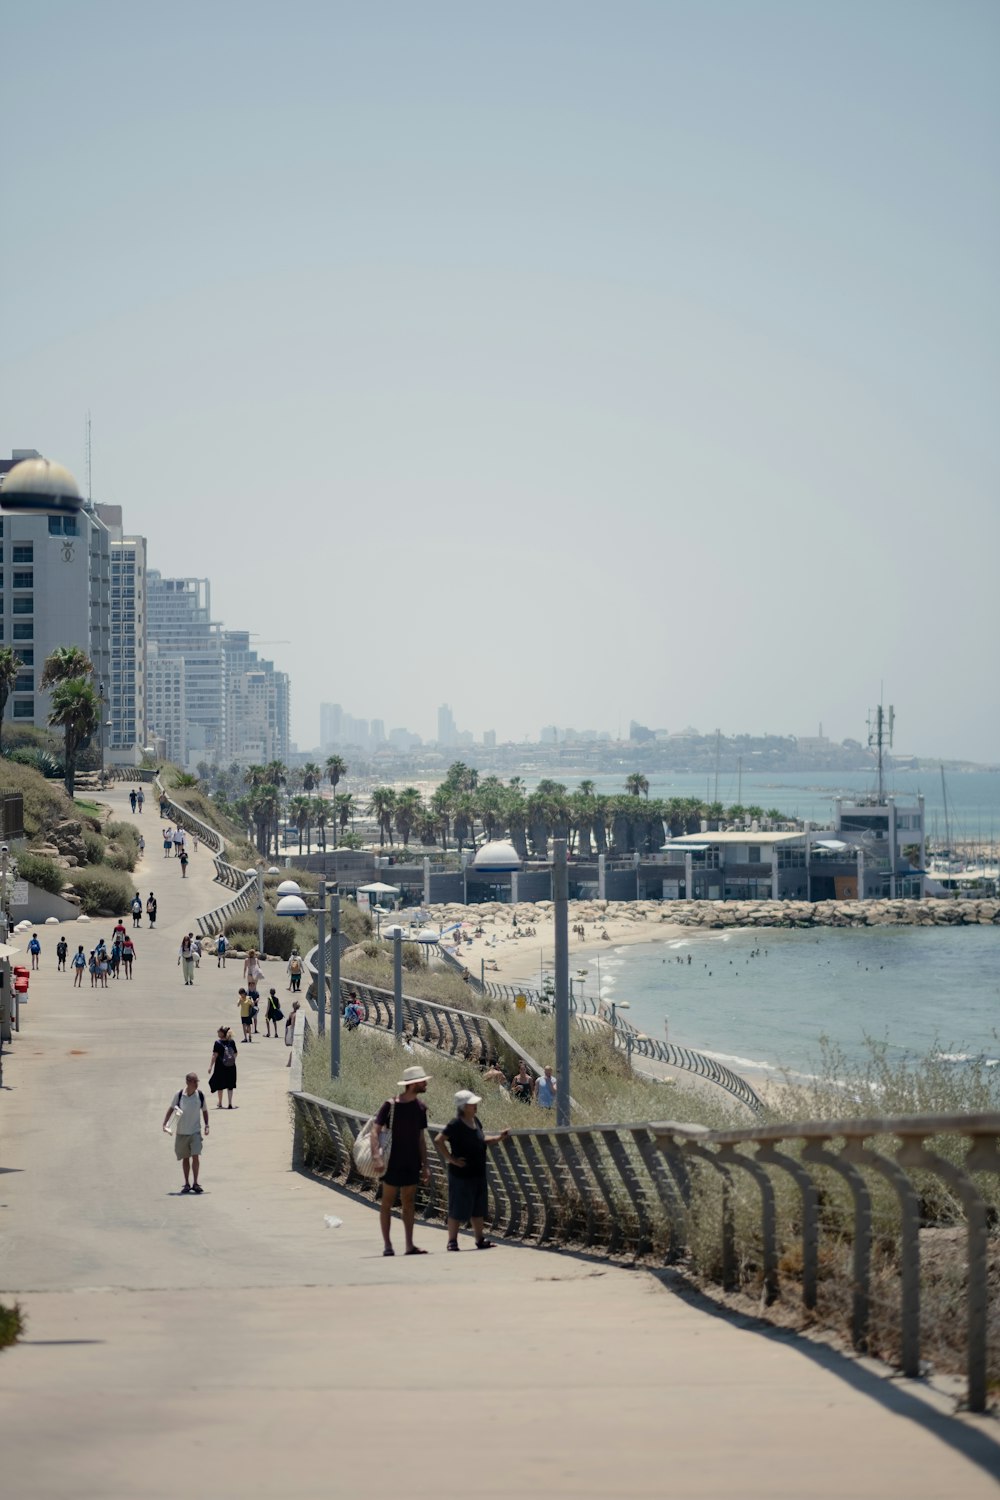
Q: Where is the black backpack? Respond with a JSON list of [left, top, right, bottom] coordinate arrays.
[[175, 1089, 205, 1109]]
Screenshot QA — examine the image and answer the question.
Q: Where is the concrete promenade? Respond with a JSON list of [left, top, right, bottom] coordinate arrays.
[[1, 786, 997, 1498]]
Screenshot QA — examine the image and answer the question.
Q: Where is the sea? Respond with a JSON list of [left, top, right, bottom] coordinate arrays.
[[576, 924, 1000, 1080], [521, 769, 1000, 846]]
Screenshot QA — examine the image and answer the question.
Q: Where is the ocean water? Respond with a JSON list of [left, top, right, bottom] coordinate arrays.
[[577, 924, 1000, 1079]]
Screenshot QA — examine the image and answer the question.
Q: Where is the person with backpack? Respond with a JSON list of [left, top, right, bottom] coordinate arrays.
[[27, 933, 41, 971], [286, 951, 303, 992], [146, 892, 157, 929], [209, 1027, 238, 1108], [130, 892, 143, 928], [215, 932, 228, 968], [56, 936, 68, 972], [162, 1072, 209, 1192], [72, 945, 87, 987]]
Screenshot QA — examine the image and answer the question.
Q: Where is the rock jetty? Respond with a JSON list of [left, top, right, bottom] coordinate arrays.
[[656, 898, 1000, 929]]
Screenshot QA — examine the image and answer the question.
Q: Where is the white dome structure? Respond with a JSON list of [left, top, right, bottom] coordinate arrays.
[[0, 456, 83, 514], [276, 879, 302, 897], [473, 839, 521, 872], [276, 893, 308, 917]]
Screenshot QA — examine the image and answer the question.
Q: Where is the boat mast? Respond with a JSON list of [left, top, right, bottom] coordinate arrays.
[[940, 763, 952, 854]]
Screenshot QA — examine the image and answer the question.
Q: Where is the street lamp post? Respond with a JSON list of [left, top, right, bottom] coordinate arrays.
[[393, 929, 403, 1040], [275, 881, 341, 1077], [552, 836, 571, 1126], [256, 863, 266, 959], [98, 681, 106, 788]]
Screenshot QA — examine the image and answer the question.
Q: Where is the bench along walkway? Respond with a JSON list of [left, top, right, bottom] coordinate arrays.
[[0, 782, 997, 1498]]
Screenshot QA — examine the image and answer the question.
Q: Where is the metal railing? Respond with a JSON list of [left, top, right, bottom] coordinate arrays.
[[153, 776, 224, 855], [290, 1081, 1000, 1412], [196, 865, 257, 938]]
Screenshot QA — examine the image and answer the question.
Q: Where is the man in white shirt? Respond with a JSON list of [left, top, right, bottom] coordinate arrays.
[[173, 827, 186, 858], [161, 1073, 210, 1193], [534, 1065, 557, 1109]]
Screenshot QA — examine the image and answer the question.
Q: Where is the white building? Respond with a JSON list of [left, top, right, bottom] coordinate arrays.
[[0, 449, 111, 737], [95, 504, 147, 765], [223, 630, 291, 766], [146, 643, 186, 765], [146, 573, 225, 768]]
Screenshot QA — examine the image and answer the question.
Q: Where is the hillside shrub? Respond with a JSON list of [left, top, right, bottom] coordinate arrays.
[[16, 852, 65, 895], [223, 915, 317, 961], [0, 761, 75, 839], [68, 867, 135, 916], [0, 1301, 24, 1350], [82, 830, 106, 866]]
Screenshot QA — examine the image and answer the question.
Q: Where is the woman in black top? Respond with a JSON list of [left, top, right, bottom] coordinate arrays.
[[209, 1026, 238, 1108], [434, 1089, 509, 1251]]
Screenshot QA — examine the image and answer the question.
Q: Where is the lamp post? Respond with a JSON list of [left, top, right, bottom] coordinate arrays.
[[552, 836, 571, 1126], [98, 682, 106, 787], [276, 881, 342, 1077], [256, 862, 266, 958]]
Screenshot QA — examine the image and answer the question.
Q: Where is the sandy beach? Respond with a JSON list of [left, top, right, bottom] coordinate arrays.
[[425, 899, 686, 991]]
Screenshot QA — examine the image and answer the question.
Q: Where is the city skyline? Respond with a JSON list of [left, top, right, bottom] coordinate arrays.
[[2, 5, 998, 760]]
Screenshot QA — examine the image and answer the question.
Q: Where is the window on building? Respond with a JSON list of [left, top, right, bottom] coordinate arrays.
[[12, 570, 33, 589], [12, 597, 33, 615], [47, 516, 78, 536], [14, 672, 33, 692], [17, 648, 34, 666], [12, 544, 33, 563], [12, 699, 34, 718], [12, 623, 32, 640]]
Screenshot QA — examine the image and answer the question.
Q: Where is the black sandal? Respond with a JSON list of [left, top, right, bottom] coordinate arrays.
[[383, 1245, 395, 1257], [475, 1239, 495, 1250], [447, 1240, 460, 1252]]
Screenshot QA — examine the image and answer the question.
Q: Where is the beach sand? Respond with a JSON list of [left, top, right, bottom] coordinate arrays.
[[425, 899, 687, 990]]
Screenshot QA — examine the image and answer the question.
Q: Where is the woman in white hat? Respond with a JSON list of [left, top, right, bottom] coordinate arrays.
[[371, 1065, 433, 1257], [434, 1090, 510, 1251]]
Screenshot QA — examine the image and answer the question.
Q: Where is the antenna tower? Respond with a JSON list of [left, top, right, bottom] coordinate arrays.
[[85, 411, 92, 502], [867, 699, 894, 803]]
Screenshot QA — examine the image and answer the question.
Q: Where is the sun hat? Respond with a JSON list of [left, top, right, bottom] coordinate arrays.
[[397, 1065, 432, 1088], [455, 1089, 482, 1107]]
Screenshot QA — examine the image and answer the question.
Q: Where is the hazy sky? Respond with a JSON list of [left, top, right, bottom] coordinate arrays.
[[3, 2, 998, 759]]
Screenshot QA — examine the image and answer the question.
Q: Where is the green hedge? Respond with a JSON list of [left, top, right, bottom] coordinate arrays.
[[16, 852, 65, 895], [68, 867, 136, 916]]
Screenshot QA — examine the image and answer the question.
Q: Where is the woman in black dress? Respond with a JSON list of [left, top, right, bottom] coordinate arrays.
[[208, 1025, 238, 1109]]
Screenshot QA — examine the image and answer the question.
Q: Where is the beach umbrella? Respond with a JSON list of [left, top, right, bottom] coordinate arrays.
[[357, 882, 401, 896]]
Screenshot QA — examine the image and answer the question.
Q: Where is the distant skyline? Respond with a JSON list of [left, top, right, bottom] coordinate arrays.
[[2, 3, 998, 760]]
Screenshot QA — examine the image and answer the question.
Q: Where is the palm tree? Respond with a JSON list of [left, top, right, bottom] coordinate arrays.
[[430, 784, 453, 852], [313, 797, 330, 851], [336, 792, 355, 840], [40, 645, 94, 690], [290, 794, 311, 854], [368, 786, 397, 847], [394, 787, 423, 848], [0, 648, 24, 754], [249, 783, 281, 856], [625, 772, 650, 798], [302, 762, 321, 792], [325, 756, 348, 844], [47, 677, 100, 798]]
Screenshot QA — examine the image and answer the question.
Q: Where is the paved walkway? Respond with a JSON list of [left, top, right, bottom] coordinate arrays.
[[1, 786, 998, 1498]]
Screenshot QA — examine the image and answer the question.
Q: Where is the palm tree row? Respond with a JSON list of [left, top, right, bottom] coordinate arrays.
[[364, 767, 785, 857]]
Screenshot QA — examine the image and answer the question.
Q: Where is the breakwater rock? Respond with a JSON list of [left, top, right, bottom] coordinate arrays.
[[661, 899, 1000, 929]]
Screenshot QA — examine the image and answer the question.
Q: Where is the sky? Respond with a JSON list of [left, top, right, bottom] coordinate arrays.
[[2, 2, 998, 760]]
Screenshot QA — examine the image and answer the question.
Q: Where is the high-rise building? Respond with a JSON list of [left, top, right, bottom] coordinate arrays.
[[146, 573, 225, 768], [223, 630, 290, 765], [0, 450, 112, 738], [95, 504, 147, 764], [483, 729, 496, 748], [320, 702, 343, 749], [145, 643, 186, 765], [370, 718, 385, 745], [437, 703, 457, 746]]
